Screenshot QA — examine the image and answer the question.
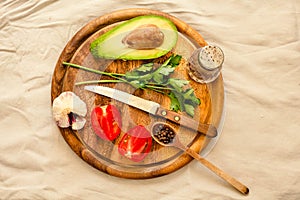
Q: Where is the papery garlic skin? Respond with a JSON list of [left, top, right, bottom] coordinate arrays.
[[52, 91, 87, 130], [71, 116, 86, 130]]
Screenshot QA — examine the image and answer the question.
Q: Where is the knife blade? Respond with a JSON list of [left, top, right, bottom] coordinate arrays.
[[84, 85, 217, 138]]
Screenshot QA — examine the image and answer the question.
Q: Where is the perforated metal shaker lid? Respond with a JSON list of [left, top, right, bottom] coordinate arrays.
[[198, 45, 224, 70]]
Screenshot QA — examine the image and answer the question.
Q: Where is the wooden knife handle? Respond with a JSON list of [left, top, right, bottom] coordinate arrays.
[[156, 107, 217, 138]]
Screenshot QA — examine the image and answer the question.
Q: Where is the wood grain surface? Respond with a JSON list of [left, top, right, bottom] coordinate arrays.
[[51, 8, 224, 179]]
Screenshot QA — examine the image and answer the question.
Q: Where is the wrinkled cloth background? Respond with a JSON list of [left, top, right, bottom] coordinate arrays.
[[1, 0, 299, 199]]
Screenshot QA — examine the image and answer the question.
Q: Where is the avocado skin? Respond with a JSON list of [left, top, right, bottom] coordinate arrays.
[[90, 15, 178, 60]]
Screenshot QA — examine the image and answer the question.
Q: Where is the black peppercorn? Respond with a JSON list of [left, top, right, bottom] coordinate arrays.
[[152, 123, 176, 145]]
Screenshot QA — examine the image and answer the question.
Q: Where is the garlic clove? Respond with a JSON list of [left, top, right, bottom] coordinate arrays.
[[71, 115, 86, 130], [52, 91, 87, 130], [54, 114, 70, 128]]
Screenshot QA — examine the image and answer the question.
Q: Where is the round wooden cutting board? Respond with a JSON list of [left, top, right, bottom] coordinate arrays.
[[51, 8, 224, 179]]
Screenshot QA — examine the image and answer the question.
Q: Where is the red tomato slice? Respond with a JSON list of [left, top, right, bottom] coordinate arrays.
[[118, 125, 152, 162], [91, 104, 122, 141]]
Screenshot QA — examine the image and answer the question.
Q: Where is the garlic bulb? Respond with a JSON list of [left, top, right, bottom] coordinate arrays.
[[52, 91, 87, 130]]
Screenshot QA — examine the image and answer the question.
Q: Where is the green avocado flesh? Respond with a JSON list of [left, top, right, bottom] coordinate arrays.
[[90, 15, 178, 60]]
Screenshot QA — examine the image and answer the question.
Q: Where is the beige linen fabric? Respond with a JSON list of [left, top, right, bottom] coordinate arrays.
[[0, 0, 299, 199]]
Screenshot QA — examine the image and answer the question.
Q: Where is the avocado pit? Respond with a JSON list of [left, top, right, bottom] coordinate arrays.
[[122, 24, 164, 50]]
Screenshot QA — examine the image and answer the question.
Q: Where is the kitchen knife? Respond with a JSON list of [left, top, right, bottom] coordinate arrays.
[[84, 85, 217, 138]]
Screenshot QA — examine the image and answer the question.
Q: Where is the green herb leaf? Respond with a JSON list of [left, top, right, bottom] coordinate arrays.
[[158, 65, 175, 76], [168, 78, 189, 92], [134, 63, 154, 73], [152, 73, 164, 83], [183, 88, 201, 106], [152, 65, 175, 83], [125, 63, 154, 79], [168, 92, 181, 112], [167, 88, 200, 117], [184, 104, 195, 117], [169, 55, 182, 67]]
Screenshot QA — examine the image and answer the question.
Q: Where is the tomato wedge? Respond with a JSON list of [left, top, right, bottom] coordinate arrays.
[[118, 125, 152, 162], [91, 104, 122, 141]]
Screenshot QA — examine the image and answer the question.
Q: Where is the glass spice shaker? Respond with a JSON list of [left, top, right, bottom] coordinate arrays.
[[188, 45, 224, 84]]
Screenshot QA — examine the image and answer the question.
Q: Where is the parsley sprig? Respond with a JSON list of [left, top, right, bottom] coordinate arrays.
[[63, 55, 200, 116]]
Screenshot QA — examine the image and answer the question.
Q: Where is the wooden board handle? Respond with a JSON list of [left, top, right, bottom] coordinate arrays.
[[156, 107, 217, 138]]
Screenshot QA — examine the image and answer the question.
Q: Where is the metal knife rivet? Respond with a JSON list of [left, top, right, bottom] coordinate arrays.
[[174, 116, 180, 121], [161, 110, 167, 116]]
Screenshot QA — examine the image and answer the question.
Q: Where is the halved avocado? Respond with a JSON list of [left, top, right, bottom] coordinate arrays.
[[90, 15, 178, 60]]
